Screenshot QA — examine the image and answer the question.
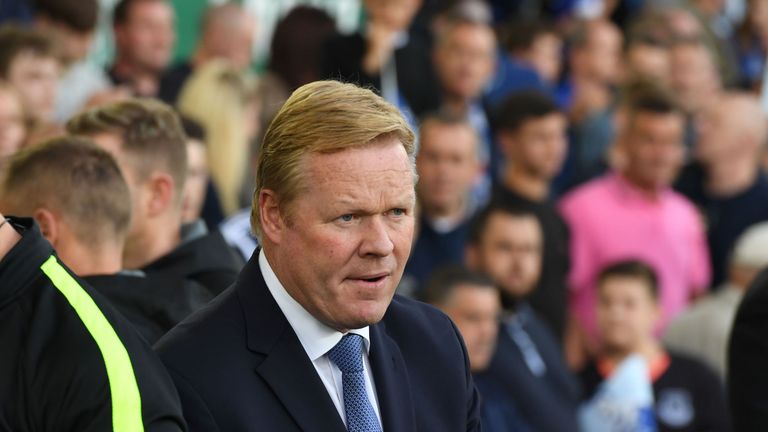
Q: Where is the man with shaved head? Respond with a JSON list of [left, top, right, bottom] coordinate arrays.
[[158, 2, 257, 104], [676, 92, 768, 287]]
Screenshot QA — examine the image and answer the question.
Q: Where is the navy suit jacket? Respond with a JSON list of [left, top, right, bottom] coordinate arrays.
[[155, 254, 482, 431]]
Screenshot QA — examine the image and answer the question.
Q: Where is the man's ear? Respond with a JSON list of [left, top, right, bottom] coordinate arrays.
[[259, 189, 284, 245], [497, 132, 515, 158], [34, 208, 59, 247], [146, 173, 175, 218]]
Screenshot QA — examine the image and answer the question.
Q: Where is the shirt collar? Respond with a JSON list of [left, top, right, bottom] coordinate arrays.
[[258, 249, 370, 361]]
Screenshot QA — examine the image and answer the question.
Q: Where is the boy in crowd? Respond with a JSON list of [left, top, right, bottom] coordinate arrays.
[[580, 260, 731, 432], [0, 25, 60, 126]]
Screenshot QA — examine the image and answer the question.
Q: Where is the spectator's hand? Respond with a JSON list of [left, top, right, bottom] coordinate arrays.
[[564, 315, 596, 370], [570, 80, 611, 124], [362, 22, 399, 76]]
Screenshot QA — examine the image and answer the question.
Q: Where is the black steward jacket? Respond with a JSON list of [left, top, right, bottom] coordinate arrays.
[[0, 218, 186, 432]]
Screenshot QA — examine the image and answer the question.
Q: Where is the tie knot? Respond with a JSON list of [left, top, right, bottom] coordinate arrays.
[[328, 334, 365, 374]]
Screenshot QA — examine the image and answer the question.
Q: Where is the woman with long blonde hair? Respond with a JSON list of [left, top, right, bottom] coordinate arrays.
[[177, 60, 259, 216]]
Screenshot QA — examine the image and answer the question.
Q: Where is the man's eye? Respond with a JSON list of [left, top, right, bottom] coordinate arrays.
[[391, 208, 405, 216], [339, 214, 354, 222]]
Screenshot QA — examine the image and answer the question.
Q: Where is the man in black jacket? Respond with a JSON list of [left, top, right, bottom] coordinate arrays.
[[0, 213, 186, 431], [0, 136, 211, 343], [66, 98, 242, 297]]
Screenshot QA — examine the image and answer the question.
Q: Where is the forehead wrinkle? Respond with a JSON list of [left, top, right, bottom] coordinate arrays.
[[333, 176, 414, 208], [311, 166, 415, 212]]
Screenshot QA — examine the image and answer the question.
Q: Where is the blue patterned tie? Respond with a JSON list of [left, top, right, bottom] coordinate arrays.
[[327, 334, 383, 432]]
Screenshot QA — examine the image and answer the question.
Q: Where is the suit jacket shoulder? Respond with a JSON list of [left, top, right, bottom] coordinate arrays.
[[378, 295, 483, 431], [156, 257, 481, 431]]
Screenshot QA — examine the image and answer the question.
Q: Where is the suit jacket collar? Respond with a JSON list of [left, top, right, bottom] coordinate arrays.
[[236, 253, 346, 431], [368, 320, 417, 431]]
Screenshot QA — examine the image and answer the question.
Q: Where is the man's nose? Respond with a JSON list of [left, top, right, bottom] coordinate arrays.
[[359, 215, 395, 257]]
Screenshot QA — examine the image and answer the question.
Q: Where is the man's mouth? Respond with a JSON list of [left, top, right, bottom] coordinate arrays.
[[350, 273, 390, 284]]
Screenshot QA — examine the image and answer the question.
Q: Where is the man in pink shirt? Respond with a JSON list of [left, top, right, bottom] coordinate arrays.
[[559, 79, 710, 365]]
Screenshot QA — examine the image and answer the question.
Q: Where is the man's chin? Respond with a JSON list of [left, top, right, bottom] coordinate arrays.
[[334, 305, 389, 331]]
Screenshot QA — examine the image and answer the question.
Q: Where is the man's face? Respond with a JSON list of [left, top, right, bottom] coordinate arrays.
[[695, 102, 735, 164], [597, 276, 658, 352], [526, 33, 562, 84], [441, 285, 500, 372], [625, 44, 670, 83], [435, 23, 496, 101], [7, 52, 59, 122], [115, 0, 175, 73], [207, 14, 257, 69], [0, 90, 26, 160], [416, 122, 478, 215], [364, 0, 421, 31], [268, 138, 416, 331], [181, 140, 207, 223], [749, 0, 768, 33], [670, 44, 720, 113], [471, 213, 542, 299], [503, 113, 567, 181], [90, 132, 148, 260], [622, 112, 685, 190], [575, 22, 622, 84]]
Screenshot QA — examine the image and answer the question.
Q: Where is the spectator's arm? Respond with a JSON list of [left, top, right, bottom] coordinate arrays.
[[688, 206, 712, 298]]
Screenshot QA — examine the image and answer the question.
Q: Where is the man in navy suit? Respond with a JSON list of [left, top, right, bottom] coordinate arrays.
[[155, 80, 482, 431]]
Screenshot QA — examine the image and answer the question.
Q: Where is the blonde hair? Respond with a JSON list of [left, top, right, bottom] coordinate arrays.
[[251, 80, 416, 239], [66, 98, 188, 201], [178, 60, 257, 215]]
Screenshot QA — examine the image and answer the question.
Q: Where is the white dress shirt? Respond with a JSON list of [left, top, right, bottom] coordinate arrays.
[[259, 250, 382, 426]]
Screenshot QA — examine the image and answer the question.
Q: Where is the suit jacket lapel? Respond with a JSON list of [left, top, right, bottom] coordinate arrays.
[[237, 253, 346, 432], [255, 331, 347, 432], [369, 321, 417, 431]]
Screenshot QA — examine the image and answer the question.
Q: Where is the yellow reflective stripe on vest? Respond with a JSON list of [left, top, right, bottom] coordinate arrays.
[[40, 255, 144, 432]]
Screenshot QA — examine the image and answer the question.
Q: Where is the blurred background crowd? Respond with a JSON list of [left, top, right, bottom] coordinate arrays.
[[2, 0, 768, 430]]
